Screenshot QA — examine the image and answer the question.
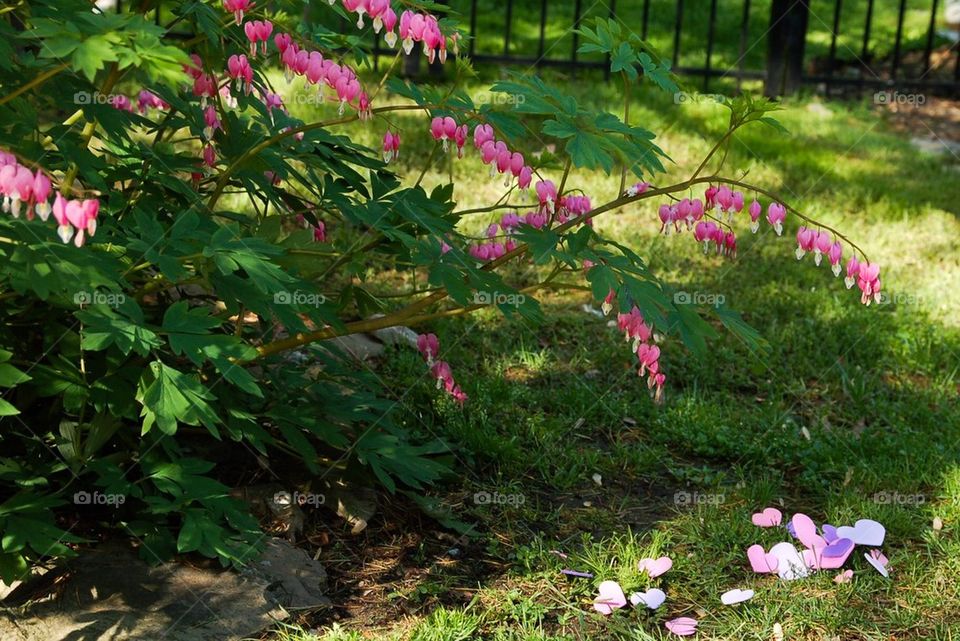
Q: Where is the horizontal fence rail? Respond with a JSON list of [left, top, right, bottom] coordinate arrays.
[[367, 0, 960, 96]]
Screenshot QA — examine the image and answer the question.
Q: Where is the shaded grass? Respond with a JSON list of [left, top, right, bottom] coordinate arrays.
[[268, 69, 960, 640]]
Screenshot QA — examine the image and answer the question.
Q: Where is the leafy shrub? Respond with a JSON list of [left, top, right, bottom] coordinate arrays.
[[0, 0, 881, 580]]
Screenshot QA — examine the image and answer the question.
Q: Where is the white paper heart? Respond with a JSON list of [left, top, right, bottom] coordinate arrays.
[[720, 588, 754, 605], [769, 542, 809, 580], [630, 587, 666, 610], [835, 519, 885, 547], [593, 580, 627, 615], [864, 550, 890, 578]]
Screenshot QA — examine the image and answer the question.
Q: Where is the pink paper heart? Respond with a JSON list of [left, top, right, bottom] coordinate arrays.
[[746, 544, 779, 574], [593, 580, 627, 615], [802, 538, 853, 570], [791, 513, 827, 549], [751, 507, 783, 527], [720, 588, 754, 605], [665, 617, 698, 636], [638, 556, 672, 578], [834, 569, 854, 583]]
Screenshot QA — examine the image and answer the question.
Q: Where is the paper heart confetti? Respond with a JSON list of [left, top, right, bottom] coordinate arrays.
[[769, 542, 809, 580], [864, 549, 890, 577], [720, 588, 754, 605], [791, 513, 827, 549], [665, 617, 698, 636], [593, 580, 627, 615], [822, 524, 839, 543], [562, 569, 594, 579], [638, 556, 673, 578], [802, 538, 854, 570], [834, 569, 854, 583], [629, 588, 666, 610], [746, 544, 779, 574], [835, 519, 885, 547], [751, 507, 783, 527]]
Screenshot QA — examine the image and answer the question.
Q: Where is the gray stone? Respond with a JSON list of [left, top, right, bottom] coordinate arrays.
[[0, 538, 326, 640]]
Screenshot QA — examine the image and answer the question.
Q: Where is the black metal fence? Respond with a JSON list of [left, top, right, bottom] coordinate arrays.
[[373, 0, 960, 97]]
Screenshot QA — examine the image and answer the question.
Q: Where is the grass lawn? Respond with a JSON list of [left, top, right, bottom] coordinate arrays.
[[264, 68, 960, 640]]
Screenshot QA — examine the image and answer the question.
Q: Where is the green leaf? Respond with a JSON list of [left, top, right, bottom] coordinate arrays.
[[138, 361, 221, 437]]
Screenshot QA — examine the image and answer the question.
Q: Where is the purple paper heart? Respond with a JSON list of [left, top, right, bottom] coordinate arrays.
[[822, 524, 839, 543], [786, 521, 797, 538], [822, 537, 854, 558]]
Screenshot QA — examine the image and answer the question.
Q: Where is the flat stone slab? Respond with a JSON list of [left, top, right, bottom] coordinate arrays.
[[0, 538, 326, 641]]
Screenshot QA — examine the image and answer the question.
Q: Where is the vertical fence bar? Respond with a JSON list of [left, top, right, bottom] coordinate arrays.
[[605, 0, 616, 80], [737, 0, 752, 92], [504, 0, 514, 56], [827, 0, 843, 79], [891, 0, 907, 79], [572, 0, 583, 67], [642, 0, 651, 40], [704, 0, 718, 91], [673, 0, 684, 68], [469, 0, 478, 57], [859, 0, 874, 83], [537, 0, 548, 63], [921, 0, 939, 77]]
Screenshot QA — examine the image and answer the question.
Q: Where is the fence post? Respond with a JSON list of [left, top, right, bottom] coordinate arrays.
[[765, 0, 810, 97]]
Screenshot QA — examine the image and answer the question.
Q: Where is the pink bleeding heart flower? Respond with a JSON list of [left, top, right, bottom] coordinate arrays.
[[844, 256, 860, 289], [382, 130, 400, 163], [417, 333, 440, 363], [748, 199, 762, 233], [535, 180, 557, 214], [222, 0, 252, 25], [813, 230, 833, 266], [592, 580, 627, 615], [828, 241, 844, 276], [202, 144, 216, 168], [665, 617, 698, 636], [473, 124, 495, 148], [637, 556, 672, 578], [751, 507, 783, 528], [856, 262, 882, 306], [625, 181, 649, 197], [32, 171, 52, 221], [517, 165, 533, 190], [767, 202, 786, 236], [795, 226, 816, 259]]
